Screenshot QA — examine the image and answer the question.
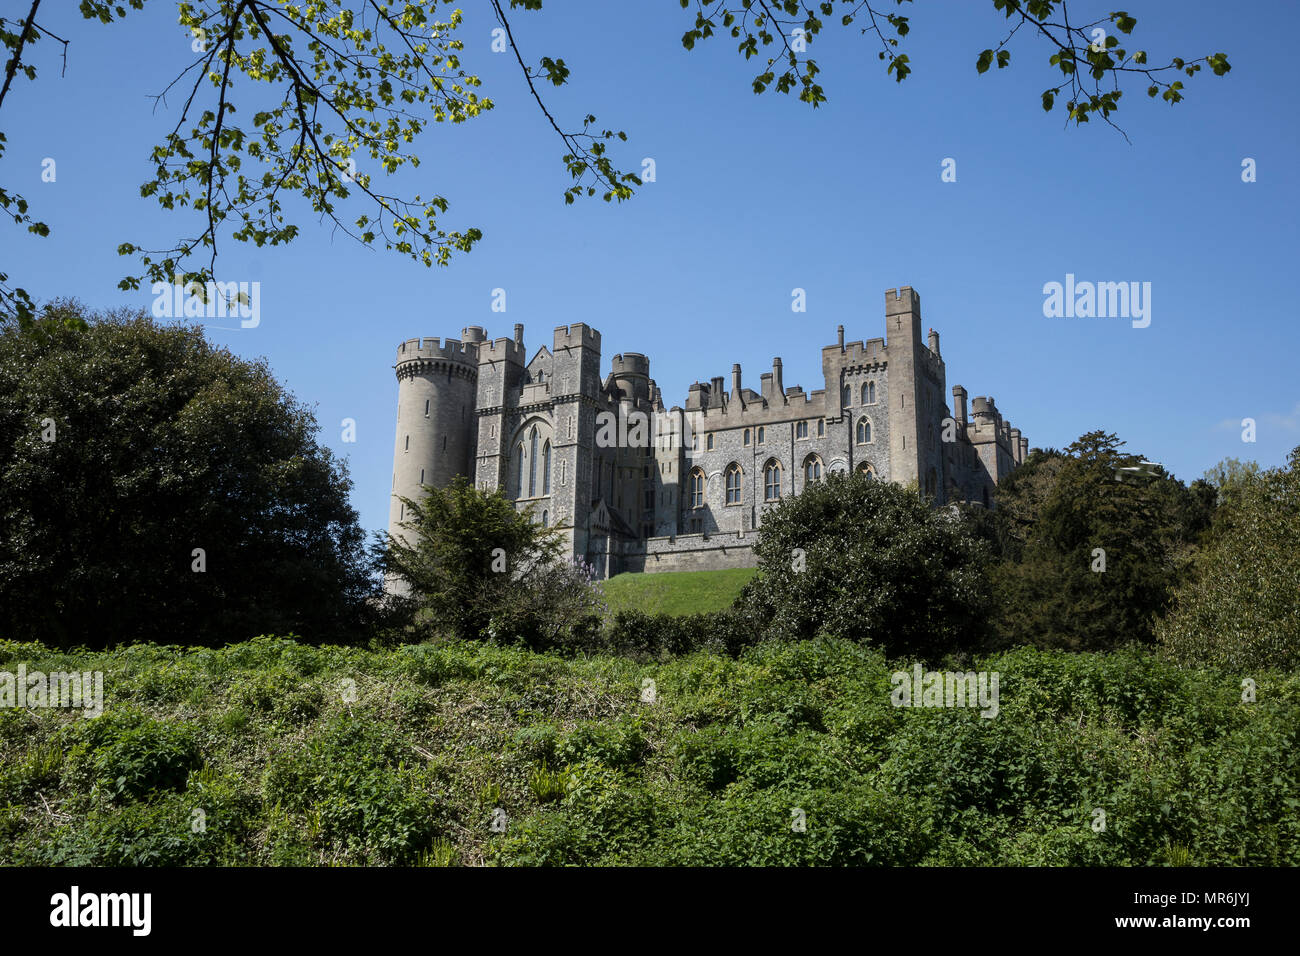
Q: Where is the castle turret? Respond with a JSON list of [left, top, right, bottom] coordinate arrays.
[[612, 352, 651, 404], [885, 286, 924, 488], [389, 335, 481, 562]]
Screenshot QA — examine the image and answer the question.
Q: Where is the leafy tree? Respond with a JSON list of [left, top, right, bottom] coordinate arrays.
[[1, 1, 1230, 319], [0, 301, 375, 648], [740, 471, 992, 658], [1158, 447, 1300, 671], [381, 476, 565, 641], [1201, 456, 1262, 510], [989, 430, 1211, 652]]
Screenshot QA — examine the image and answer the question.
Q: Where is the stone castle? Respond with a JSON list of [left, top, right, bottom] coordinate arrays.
[[388, 286, 1027, 580]]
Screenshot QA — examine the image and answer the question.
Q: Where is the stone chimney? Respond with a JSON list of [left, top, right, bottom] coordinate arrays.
[[513, 323, 523, 346], [772, 357, 784, 404], [952, 384, 968, 426], [928, 327, 940, 356], [837, 325, 844, 350], [732, 363, 742, 401]]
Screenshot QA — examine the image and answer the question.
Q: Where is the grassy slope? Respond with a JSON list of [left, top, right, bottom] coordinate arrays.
[[602, 568, 757, 617], [2, 635, 1298, 867]]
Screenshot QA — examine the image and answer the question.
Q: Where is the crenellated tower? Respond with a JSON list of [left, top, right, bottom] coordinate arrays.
[[388, 329, 482, 550]]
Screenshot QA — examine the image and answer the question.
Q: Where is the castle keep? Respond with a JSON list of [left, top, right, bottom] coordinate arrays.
[[388, 287, 1027, 580]]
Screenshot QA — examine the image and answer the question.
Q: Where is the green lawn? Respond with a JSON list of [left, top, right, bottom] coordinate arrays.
[[602, 567, 757, 617]]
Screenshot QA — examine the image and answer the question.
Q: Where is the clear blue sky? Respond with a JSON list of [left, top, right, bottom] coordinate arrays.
[[4, 0, 1297, 539]]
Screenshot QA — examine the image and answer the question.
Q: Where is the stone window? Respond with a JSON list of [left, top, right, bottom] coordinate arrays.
[[515, 441, 526, 497], [856, 417, 872, 444], [763, 459, 782, 500], [689, 468, 706, 508], [796, 421, 808, 440], [424, 399, 430, 417], [857, 461, 876, 478], [528, 427, 539, 497], [725, 463, 742, 505], [757, 426, 765, 444], [541, 509, 548, 527], [817, 419, 825, 438], [420, 469, 425, 484], [404, 435, 409, 452], [706, 433, 714, 451], [863, 381, 876, 404], [743, 428, 751, 446], [803, 454, 823, 484], [842, 385, 851, 407], [542, 440, 551, 495]]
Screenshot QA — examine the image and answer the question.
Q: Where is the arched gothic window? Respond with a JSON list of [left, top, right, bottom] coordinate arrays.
[[764, 459, 782, 500], [803, 454, 823, 484], [856, 417, 872, 444], [725, 463, 742, 505], [689, 468, 706, 508], [542, 440, 551, 495], [528, 427, 539, 497]]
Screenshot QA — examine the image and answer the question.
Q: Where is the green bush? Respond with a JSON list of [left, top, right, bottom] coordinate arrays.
[[263, 714, 444, 864], [61, 709, 203, 802], [740, 472, 991, 658]]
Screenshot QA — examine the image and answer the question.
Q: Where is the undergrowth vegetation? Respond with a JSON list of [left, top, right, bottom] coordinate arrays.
[[2, 635, 1295, 866]]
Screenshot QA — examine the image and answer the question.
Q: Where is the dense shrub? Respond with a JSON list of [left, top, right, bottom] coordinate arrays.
[[60, 708, 203, 802], [605, 608, 759, 659], [740, 472, 991, 657]]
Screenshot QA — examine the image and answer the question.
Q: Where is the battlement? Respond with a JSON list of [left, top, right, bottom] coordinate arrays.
[[824, 337, 886, 365], [395, 337, 480, 368], [477, 336, 526, 365], [885, 286, 920, 314], [971, 395, 997, 418], [554, 323, 602, 352]]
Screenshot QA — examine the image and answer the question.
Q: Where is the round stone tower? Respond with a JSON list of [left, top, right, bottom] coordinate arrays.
[[611, 352, 650, 403], [388, 330, 482, 547]]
